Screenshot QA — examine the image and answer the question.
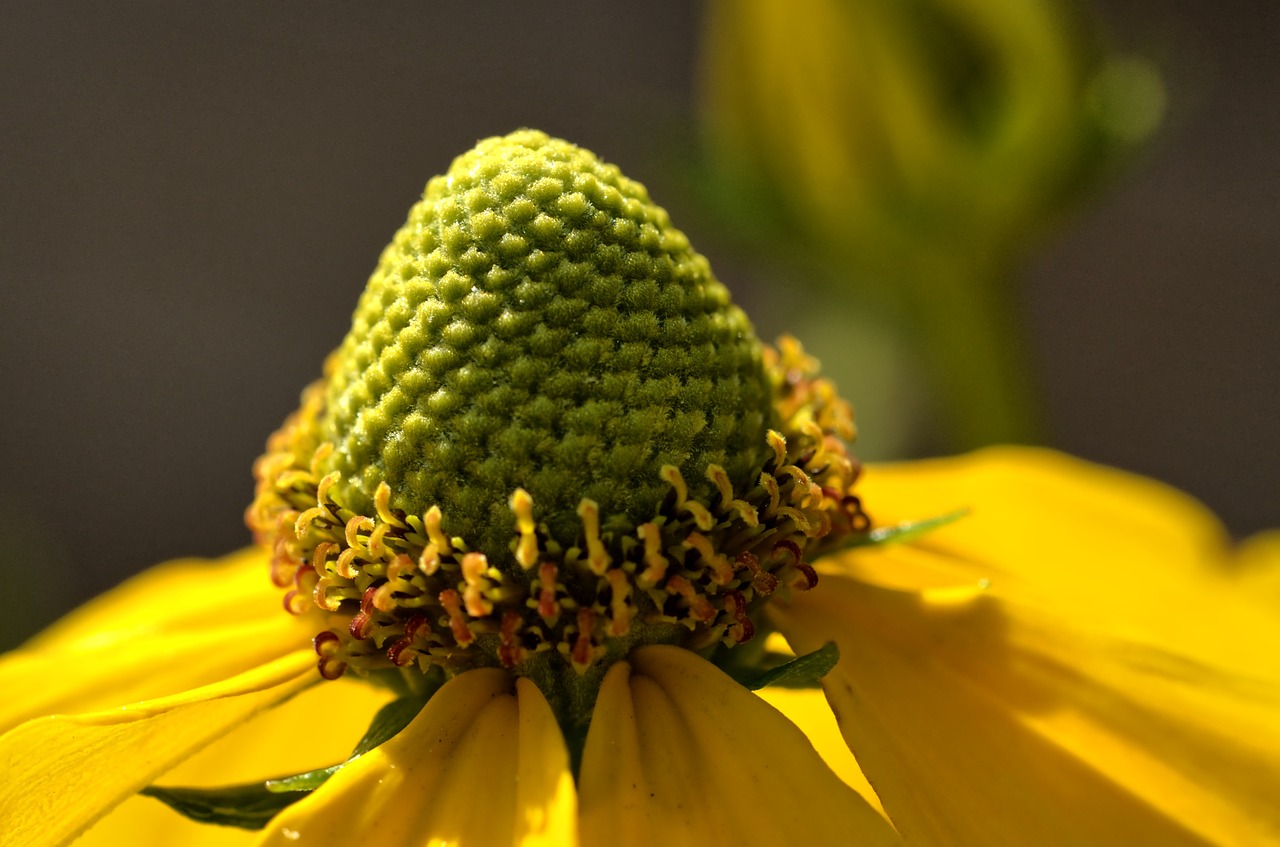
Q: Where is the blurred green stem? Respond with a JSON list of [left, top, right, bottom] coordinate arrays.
[[871, 248, 1042, 450]]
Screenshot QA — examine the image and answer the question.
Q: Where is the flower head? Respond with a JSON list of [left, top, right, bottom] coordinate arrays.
[[245, 131, 868, 721], [1, 131, 1277, 847]]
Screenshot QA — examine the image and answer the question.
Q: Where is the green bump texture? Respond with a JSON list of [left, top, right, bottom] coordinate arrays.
[[319, 130, 774, 560]]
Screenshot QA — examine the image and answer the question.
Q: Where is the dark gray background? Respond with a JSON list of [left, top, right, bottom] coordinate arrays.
[[1, 1, 1276, 647]]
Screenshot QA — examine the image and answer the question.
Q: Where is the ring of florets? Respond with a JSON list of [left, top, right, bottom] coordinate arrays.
[[246, 337, 870, 681]]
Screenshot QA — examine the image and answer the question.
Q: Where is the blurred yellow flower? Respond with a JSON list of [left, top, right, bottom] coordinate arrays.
[[699, 0, 1166, 449]]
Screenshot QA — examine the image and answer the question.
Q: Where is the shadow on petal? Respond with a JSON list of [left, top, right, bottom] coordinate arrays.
[[1, 548, 317, 733], [0, 650, 317, 847], [79, 675, 393, 847], [579, 645, 900, 847], [255, 670, 577, 847], [772, 566, 1280, 846]]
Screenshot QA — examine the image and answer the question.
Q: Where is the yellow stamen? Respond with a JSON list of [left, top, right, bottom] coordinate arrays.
[[706, 464, 735, 503], [315, 469, 340, 504], [665, 576, 717, 625], [536, 562, 562, 624], [424, 505, 451, 553], [373, 480, 408, 528], [418, 543, 441, 576], [439, 589, 474, 647], [660, 464, 688, 505], [759, 472, 781, 516], [368, 521, 392, 560], [636, 522, 668, 588], [344, 515, 375, 556], [577, 499, 611, 575], [766, 430, 788, 467], [461, 552, 495, 616], [684, 533, 735, 585], [335, 547, 359, 579], [570, 608, 599, 673], [681, 499, 715, 531], [605, 570, 632, 636], [510, 488, 540, 569]]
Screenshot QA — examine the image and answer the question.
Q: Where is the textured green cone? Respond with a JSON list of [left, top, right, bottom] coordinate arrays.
[[319, 130, 775, 562]]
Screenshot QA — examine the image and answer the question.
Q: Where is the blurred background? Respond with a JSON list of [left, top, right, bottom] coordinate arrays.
[[1, 0, 1276, 648]]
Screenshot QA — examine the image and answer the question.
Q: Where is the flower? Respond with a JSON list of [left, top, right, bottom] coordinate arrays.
[[2, 131, 1277, 847]]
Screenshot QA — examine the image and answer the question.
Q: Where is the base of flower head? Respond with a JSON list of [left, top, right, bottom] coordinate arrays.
[[247, 338, 869, 682]]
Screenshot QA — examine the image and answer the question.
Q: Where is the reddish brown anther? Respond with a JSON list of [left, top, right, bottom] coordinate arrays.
[[793, 563, 819, 591], [282, 589, 310, 615], [386, 637, 415, 667], [314, 630, 347, 680], [498, 611, 526, 668], [736, 551, 779, 595], [348, 611, 372, 640], [292, 564, 319, 598], [723, 590, 755, 643], [439, 588, 474, 647], [268, 549, 295, 589], [772, 538, 803, 566], [403, 613, 430, 642], [537, 562, 560, 622], [843, 495, 872, 532], [360, 584, 379, 616], [570, 608, 597, 673]]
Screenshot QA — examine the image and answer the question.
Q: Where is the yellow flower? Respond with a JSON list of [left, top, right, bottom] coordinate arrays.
[[2, 451, 1277, 846], [2, 131, 1277, 846]]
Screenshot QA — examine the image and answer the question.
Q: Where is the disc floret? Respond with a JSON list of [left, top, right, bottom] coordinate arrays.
[[246, 131, 870, 694]]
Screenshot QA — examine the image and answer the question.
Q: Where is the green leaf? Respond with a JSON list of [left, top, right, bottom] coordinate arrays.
[[141, 693, 428, 829], [866, 509, 969, 544], [139, 782, 301, 830], [266, 694, 425, 792], [828, 509, 970, 556], [729, 641, 840, 690]]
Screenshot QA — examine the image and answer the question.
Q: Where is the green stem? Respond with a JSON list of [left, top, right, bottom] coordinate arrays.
[[821, 239, 1042, 453], [901, 252, 1042, 450]]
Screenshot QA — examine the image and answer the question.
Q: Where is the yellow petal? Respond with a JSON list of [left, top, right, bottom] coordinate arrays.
[[1, 547, 314, 733], [1237, 530, 1280, 599], [26, 548, 283, 651], [0, 650, 316, 847], [579, 645, 900, 846], [846, 446, 1230, 595], [842, 447, 1276, 683], [756, 685, 884, 818], [0, 616, 315, 735], [256, 670, 577, 847], [773, 449, 1280, 845], [77, 675, 394, 847], [512, 678, 579, 847], [78, 796, 260, 847]]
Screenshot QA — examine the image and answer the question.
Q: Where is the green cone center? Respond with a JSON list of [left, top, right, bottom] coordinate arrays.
[[317, 130, 774, 564]]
